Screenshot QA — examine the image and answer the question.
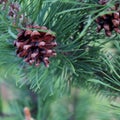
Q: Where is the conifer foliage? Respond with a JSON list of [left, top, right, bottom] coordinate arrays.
[[0, 0, 120, 120]]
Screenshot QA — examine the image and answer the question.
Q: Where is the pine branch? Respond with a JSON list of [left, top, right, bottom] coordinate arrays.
[[0, 0, 120, 98]]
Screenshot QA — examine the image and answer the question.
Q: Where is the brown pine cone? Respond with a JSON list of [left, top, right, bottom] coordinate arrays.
[[96, 1, 120, 36], [14, 25, 57, 67]]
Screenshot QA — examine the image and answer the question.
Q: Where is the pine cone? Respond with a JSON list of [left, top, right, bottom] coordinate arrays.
[[14, 25, 57, 67], [96, 1, 120, 36], [0, 0, 7, 4], [8, 2, 20, 18]]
